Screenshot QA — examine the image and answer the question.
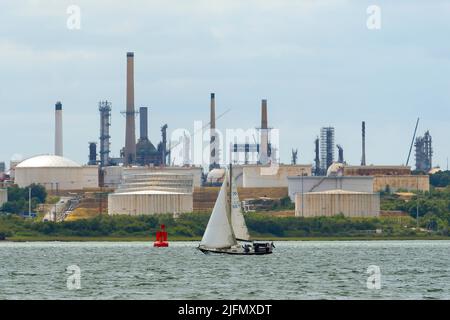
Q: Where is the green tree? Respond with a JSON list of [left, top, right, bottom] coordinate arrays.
[[29, 184, 47, 203], [430, 171, 450, 188], [0, 184, 47, 214]]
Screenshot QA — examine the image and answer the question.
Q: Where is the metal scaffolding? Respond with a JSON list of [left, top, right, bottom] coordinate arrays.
[[415, 131, 433, 172], [99, 101, 112, 167], [320, 127, 335, 172]]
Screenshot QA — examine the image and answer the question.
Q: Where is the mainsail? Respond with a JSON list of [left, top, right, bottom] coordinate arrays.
[[200, 173, 237, 249], [230, 173, 251, 241]]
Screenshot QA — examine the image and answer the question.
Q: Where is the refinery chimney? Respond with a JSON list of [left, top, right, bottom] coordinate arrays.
[[209, 93, 218, 170], [139, 107, 148, 140], [124, 52, 136, 166], [361, 121, 366, 166], [314, 137, 321, 176], [337, 144, 344, 163], [259, 99, 269, 165], [55, 101, 63, 156]]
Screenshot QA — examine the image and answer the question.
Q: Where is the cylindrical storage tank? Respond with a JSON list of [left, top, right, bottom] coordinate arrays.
[[108, 191, 193, 215], [15, 155, 85, 191], [287, 176, 374, 201], [243, 165, 312, 188], [207, 168, 225, 184], [295, 190, 380, 218]]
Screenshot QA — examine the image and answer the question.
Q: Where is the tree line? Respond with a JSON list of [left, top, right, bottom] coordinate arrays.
[[0, 184, 47, 215], [381, 187, 450, 234], [1, 211, 445, 240]]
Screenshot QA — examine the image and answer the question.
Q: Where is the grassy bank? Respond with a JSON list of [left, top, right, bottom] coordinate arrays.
[[5, 235, 450, 242], [1, 211, 448, 242], [5, 235, 200, 242]]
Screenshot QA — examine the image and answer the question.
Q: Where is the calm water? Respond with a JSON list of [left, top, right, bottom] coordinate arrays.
[[0, 241, 449, 300]]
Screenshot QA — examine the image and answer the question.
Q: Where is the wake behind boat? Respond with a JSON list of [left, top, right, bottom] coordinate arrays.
[[198, 165, 274, 255]]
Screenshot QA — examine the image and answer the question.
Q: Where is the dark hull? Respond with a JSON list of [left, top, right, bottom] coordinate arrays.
[[198, 244, 273, 255]]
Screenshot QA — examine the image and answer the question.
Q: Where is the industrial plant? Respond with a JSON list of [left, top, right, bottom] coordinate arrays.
[[0, 51, 439, 221], [415, 131, 433, 173]]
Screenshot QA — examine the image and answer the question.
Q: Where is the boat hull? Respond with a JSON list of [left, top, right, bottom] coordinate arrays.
[[198, 243, 273, 255]]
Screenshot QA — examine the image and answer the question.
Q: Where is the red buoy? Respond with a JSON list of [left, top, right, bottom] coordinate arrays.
[[153, 224, 169, 247]]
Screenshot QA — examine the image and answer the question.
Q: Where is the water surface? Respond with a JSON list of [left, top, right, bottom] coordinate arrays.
[[0, 241, 449, 299]]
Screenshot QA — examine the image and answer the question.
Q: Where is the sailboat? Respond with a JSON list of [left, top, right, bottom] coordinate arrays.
[[198, 165, 274, 255]]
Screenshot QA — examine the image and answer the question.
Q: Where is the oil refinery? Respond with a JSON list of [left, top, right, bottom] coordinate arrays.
[[2, 1, 450, 305], [0, 52, 438, 221]]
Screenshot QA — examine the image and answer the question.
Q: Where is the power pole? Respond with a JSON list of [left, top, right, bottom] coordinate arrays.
[[416, 175, 419, 228], [28, 187, 31, 216]]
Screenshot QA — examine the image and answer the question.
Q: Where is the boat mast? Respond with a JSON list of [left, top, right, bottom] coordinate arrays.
[[229, 163, 232, 210]]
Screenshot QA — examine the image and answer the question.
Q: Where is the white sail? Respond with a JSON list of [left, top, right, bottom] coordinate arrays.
[[230, 174, 251, 241], [200, 174, 237, 249]]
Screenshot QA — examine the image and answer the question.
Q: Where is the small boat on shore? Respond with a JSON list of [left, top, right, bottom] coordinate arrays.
[[198, 165, 274, 255]]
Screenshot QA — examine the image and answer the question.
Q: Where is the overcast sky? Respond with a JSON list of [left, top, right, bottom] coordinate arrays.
[[1, 0, 449, 169]]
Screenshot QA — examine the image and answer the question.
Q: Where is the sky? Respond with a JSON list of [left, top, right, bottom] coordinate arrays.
[[0, 0, 449, 169]]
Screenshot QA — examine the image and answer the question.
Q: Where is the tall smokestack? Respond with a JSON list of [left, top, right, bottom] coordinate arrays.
[[314, 137, 320, 175], [209, 93, 218, 170], [337, 144, 344, 163], [210, 93, 216, 131], [260, 99, 269, 165], [88, 142, 97, 165], [161, 124, 168, 166], [139, 107, 148, 140], [261, 99, 268, 130], [361, 121, 366, 166], [124, 52, 136, 166], [55, 101, 63, 156]]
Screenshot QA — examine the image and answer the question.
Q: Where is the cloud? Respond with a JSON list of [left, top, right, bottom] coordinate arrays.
[[0, 40, 98, 66], [0, 0, 449, 167]]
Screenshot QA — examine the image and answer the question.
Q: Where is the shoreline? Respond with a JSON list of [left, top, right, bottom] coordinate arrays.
[[3, 235, 449, 242]]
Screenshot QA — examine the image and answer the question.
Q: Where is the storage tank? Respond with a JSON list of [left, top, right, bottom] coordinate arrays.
[[108, 172, 194, 215], [14, 155, 98, 191], [295, 189, 380, 218], [287, 176, 374, 201], [243, 164, 312, 188], [207, 168, 226, 184], [108, 190, 193, 215]]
